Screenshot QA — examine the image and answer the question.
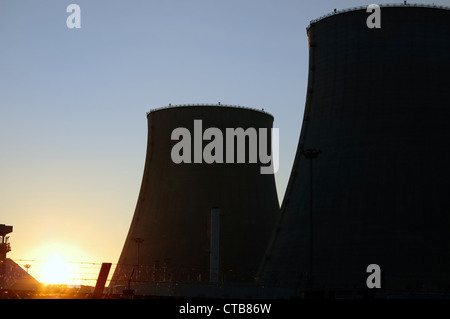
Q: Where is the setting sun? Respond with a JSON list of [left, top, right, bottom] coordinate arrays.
[[41, 253, 81, 286], [23, 241, 103, 287], [27, 241, 87, 286], [42, 253, 68, 284]]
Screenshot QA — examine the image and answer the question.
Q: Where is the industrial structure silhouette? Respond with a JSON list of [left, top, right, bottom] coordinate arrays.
[[109, 4, 450, 298], [258, 4, 450, 296], [110, 105, 280, 295], [3, 3, 450, 299]]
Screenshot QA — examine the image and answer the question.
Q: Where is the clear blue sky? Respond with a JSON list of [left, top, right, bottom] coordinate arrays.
[[1, 0, 448, 281]]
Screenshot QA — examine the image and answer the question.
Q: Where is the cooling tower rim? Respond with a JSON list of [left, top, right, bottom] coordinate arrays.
[[146, 104, 274, 119], [306, 3, 450, 32]]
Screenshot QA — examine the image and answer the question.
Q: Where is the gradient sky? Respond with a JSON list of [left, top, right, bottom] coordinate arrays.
[[1, 0, 448, 284]]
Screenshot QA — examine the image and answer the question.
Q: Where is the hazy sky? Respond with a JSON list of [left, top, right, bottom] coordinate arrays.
[[1, 0, 449, 283]]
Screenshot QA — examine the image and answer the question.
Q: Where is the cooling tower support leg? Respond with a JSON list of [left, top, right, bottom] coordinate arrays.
[[210, 207, 221, 283]]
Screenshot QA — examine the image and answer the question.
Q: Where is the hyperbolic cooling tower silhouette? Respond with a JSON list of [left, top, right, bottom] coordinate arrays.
[[111, 105, 279, 288], [258, 5, 450, 293]]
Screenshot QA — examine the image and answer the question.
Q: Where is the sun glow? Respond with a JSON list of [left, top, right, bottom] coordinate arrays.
[[40, 253, 81, 286], [25, 242, 96, 286]]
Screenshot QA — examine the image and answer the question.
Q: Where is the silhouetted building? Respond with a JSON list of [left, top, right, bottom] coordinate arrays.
[[258, 5, 450, 295], [0, 225, 12, 261], [111, 105, 279, 292], [0, 224, 41, 291]]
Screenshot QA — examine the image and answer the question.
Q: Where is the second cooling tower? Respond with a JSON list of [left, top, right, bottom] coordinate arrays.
[[259, 5, 450, 295], [111, 105, 279, 289]]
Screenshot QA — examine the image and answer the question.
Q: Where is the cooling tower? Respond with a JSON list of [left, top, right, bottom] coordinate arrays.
[[258, 5, 450, 294], [111, 105, 279, 289]]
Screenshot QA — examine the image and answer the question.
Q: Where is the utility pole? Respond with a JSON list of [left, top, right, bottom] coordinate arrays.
[[133, 237, 144, 282], [300, 148, 321, 298]]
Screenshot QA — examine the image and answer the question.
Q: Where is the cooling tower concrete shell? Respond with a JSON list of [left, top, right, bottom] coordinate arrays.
[[111, 105, 279, 288], [258, 5, 450, 294]]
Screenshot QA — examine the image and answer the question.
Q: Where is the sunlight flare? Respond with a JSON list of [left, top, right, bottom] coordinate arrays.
[[41, 253, 80, 286]]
